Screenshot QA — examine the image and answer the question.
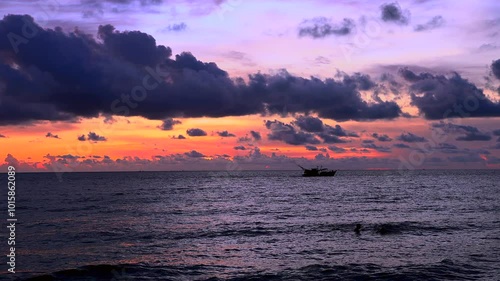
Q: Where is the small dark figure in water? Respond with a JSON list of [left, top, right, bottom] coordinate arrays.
[[354, 224, 362, 234], [376, 225, 390, 235]]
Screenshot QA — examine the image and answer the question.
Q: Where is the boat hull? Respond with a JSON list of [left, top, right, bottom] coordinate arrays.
[[302, 170, 337, 177]]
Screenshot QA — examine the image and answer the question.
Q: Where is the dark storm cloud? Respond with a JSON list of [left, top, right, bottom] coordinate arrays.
[[55, 154, 81, 160], [167, 51, 228, 77], [493, 129, 500, 136], [398, 67, 434, 82], [158, 118, 181, 130], [217, 130, 236, 137], [184, 150, 205, 158], [342, 73, 377, 91], [492, 59, 500, 80], [45, 132, 60, 139], [318, 134, 348, 144], [186, 128, 207, 137], [379, 73, 403, 95], [350, 147, 371, 153], [324, 124, 359, 137], [293, 116, 324, 132], [397, 132, 427, 143], [432, 122, 492, 141], [316, 122, 359, 143], [0, 15, 168, 124], [393, 143, 410, 148], [293, 116, 358, 138], [305, 145, 318, 151], [414, 16, 444, 32], [298, 17, 355, 38], [270, 116, 357, 144], [88, 132, 107, 141], [314, 153, 329, 160], [265, 120, 321, 145], [77, 132, 107, 141], [327, 145, 346, 153], [432, 122, 479, 134], [372, 133, 392, 142], [97, 24, 172, 66], [400, 69, 500, 119], [380, 2, 410, 25], [4, 154, 19, 167], [286, 73, 402, 120], [0, 15, 402, 126], [250, 131, 261, 141], [361, 143, 391, 153], [161, 23, 187, 32]]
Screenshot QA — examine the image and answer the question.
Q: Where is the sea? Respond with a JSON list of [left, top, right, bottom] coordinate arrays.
[[1, 170, 499, 280]]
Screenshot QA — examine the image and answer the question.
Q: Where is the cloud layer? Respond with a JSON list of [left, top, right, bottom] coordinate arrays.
[[380, 2, 410, 25], [298, 17, 355, 38], [0, 15, 402, 126], [400, 68, 500, 119]]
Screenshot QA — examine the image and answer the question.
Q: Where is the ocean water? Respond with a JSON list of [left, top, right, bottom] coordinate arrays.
[[1, 170, 499, 280]]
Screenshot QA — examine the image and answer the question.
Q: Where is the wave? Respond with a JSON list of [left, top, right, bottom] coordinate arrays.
[[368, 221, 464, 235], [308, 221, 464, 236], [46, 205, 99, 213], [173, 220, 463, 241], [15, 259, 492, 281]]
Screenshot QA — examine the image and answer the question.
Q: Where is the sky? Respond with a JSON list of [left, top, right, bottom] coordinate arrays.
[[0, 0, 499, 173]]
